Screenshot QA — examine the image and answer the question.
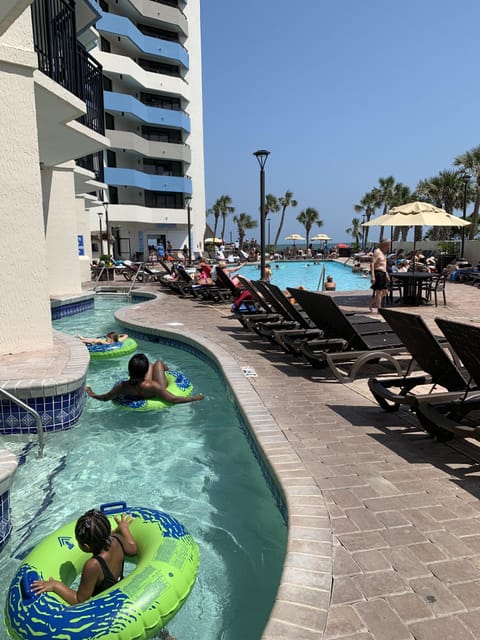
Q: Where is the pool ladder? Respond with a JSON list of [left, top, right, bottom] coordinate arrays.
[[0, 388, 44, 457], [93, 265, 137, 298]]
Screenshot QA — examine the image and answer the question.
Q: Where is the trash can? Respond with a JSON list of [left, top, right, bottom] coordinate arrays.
[[338, 247, 352, 258]]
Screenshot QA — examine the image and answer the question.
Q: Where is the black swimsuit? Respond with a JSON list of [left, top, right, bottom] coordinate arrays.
[[92, 535, 125, 596]]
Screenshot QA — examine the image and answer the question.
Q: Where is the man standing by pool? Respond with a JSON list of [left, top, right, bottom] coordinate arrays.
[[369, 238, 390, 312]]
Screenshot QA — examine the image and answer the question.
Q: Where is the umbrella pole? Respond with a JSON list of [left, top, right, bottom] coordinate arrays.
[[412, 227, 417, 275]]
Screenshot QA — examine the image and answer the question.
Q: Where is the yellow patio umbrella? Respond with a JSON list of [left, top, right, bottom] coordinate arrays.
[[362, 201, 471, 271], [204, 237, 223, 244], [285, 234, 305, 246]]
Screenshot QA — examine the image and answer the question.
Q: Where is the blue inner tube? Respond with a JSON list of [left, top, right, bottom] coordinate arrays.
[[87, 338, 137, 359]]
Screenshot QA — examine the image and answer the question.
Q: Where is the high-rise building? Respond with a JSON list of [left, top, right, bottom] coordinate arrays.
[[92, 0, 205, 262]]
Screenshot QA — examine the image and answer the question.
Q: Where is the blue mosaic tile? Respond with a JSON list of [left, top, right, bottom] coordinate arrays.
[[51, 299, 94, 320], [0, 388, 86, 435]]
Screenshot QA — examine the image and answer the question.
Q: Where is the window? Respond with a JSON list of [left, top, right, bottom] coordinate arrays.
[[141, 125, 181, 143], [140, 92, 181, 110], [145, 190, 183, 208]]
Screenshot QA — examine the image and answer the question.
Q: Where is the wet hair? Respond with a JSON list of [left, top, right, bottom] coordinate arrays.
[[75, 509, 112, 554], [106, 332, 119, 342], [326, 275, 333, 281], [128, 353, 149, 384]]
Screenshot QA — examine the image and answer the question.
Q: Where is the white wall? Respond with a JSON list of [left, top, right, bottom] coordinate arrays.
[[0, 10, 53, 354], [43, 163, 83, 296], [184, 1, 206, 254]]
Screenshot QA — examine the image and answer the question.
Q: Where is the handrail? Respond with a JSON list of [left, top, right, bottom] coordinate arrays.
[[0, 389, 44, 457], [317, 264, 326, 291]]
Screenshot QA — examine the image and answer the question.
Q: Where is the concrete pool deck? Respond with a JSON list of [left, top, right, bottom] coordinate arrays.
[[3, 278, 480, 639]]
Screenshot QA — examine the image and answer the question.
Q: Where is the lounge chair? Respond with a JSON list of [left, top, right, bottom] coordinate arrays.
[[412, 318, 480, 441], [287, 288, 406, 383], [120, 260, 147, 282], [368, 308, 467, 413]]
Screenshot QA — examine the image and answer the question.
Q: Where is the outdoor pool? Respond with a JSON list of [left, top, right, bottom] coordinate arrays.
[[0, 297, 287, 640], [238, 260, 371, 291]]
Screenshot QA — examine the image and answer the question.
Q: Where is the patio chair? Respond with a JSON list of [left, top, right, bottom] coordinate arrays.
[[288, 288, 406, 383], [368, 308, 468, 414], [409, 318, 480, 440], [422, 273, 447, 306]]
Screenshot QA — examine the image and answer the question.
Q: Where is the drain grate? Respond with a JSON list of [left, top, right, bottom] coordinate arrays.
[[242, 367, 257, 378]]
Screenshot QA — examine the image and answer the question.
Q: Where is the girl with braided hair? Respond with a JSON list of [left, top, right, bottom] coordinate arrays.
[[31, 509, 137, 604]]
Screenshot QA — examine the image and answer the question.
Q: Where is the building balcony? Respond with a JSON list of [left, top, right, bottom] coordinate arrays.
[[96, 50, 187, 99], [105, 167, 192, 194], [107, 130, 191, 164], [116, 0, 188, 36], [98, 13, 189, 68], [102, 203, 189, 225], [104, 91, 190, 132]]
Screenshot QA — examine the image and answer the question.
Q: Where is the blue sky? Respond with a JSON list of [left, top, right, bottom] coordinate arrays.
[[200, 0, 479, 245]]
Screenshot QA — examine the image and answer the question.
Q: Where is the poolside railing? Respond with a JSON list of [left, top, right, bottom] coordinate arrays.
[[0, 389, 44, 456]]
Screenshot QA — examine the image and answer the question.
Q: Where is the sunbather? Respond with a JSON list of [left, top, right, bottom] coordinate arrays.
[[78, 332, 128, 345]]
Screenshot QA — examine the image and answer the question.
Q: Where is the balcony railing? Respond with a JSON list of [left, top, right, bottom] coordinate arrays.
[[31, 0, 105, 135], [76, 150, 105, 182]]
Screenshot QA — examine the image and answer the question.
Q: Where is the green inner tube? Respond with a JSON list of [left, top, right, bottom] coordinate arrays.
[[87, 338, 137, 359], [112, 370, 193, 411]]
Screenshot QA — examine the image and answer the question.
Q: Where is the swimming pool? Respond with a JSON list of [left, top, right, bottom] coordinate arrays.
[[0, 297, 287, 640], [238, 260, 371, 291]]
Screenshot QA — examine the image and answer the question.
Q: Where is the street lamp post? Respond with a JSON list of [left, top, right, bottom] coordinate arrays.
[[361, 214, 366, 251], [103, 201, 110, 258], [267, 217, 271, 247], [461, 173, 470, 259], [185, 195, 192, 265], [253, 149, 270, 280], [97, 211, 103, 256]]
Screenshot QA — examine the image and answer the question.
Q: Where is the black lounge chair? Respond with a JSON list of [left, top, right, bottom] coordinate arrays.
[[368, 308, 467, 413], [287, 288, 406, 382], [255, 283, 343, 353], [411, 318, 480, 441]]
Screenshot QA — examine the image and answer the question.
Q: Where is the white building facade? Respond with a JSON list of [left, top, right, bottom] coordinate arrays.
[[0, 0, 109, 355], [91, 0, 205, 262]]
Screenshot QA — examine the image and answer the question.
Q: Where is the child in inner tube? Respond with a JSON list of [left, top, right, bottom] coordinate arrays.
[[86, 353, 204, 404], [78, 331, 128, 345], [31, 509, 137, 604]]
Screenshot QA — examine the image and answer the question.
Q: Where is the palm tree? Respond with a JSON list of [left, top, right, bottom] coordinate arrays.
[[390, 182, 412, 242], [345, 217, 362, 248], [372, 176, 397, 242], [296, 207, 323, 249], [454, 145, 480, 240], [416, 170, 473, 241], [232, 213, 257, 250], [218, 195, 235, 242], [354, 190, 377, 249], [273, 190, 297, 251], [207, 199, 221, 239]]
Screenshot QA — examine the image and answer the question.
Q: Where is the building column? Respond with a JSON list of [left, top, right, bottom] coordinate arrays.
[[42, 162, 83, 296], [0, 11, 53, 354]]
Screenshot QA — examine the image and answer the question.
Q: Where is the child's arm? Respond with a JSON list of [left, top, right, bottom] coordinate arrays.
[[113, 514, 138, 555]]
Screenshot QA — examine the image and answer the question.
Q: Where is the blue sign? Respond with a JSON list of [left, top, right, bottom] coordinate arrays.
[[77, 235, 85, 256]]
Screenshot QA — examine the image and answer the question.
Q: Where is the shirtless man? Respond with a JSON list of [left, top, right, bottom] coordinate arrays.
[[86, 353, 204, 404], [369, 238, 391, 312]]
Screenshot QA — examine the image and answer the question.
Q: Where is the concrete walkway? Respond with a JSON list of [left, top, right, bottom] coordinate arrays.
[[114, 279, 480, 640]]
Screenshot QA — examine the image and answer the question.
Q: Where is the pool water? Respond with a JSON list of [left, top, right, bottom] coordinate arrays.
[[0, 297, 287, 640], [238, 260, 371, 291]]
